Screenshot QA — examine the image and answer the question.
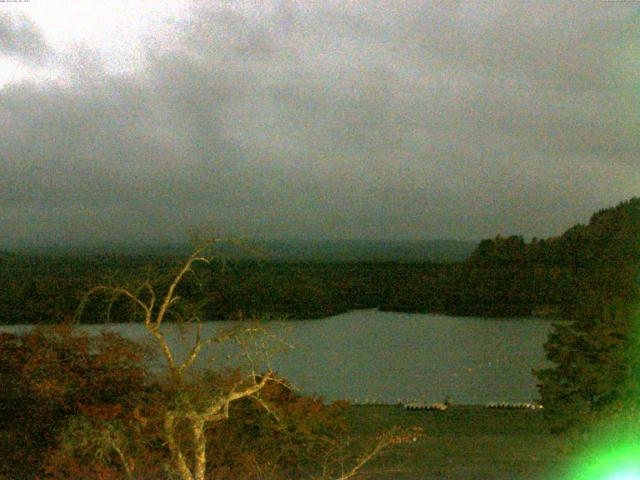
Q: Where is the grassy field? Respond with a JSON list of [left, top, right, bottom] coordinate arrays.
[[345, 405, 573, 480]]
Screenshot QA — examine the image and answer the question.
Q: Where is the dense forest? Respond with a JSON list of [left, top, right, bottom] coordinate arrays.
[[1, 198, 638, 324]]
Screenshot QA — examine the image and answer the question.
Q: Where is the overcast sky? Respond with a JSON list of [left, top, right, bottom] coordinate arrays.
[[1, 1, 639, 248]]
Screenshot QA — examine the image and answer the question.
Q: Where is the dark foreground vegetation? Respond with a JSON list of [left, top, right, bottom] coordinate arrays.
[[0, 325, 420, 480], [0, 323, 568, 480], [346, 405, 571, 480], [0, 322, 573, 480]]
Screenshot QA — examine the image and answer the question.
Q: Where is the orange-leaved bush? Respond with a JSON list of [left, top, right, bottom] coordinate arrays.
[[0, 325, 148, 479]]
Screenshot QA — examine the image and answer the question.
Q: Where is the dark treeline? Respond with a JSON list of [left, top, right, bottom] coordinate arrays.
[[0, 256, 456, 323], [1, 198, 638, 324], [453, 197, 639, 319]]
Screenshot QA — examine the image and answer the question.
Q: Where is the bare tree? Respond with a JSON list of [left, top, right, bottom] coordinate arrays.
[[78, 242, 282, 480], [78, 241, 422, 480]]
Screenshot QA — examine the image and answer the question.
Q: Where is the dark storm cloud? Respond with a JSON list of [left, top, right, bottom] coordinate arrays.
[[0, 13, 49, 62], [1, 1, 639, 247]]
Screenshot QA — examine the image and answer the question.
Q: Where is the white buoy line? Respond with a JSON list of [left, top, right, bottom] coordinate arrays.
[[349, 398, 543, 411], [484, 402, 543, 410]]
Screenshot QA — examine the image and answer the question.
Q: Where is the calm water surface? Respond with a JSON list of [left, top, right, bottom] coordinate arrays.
[[3, 310, 555, 404]]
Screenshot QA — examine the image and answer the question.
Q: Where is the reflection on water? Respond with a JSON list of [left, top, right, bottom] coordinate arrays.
[[2, 309, 554, 404]]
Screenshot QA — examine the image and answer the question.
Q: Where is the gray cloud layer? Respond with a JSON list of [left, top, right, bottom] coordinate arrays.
[[1, 1, 639, 248], [0, 12, 49, 63]]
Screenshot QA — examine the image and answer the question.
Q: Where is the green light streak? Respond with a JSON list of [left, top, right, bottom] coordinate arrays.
[[566, 441, 640, 480], [558, 408, 640, 480], [608, 471, 640, 480], [561, 299, 640, 480]]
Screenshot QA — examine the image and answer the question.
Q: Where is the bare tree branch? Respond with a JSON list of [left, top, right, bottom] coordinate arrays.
[[155, 247, 211, 329], [197, 371, 274, 423], [164, 412, 194, 480]]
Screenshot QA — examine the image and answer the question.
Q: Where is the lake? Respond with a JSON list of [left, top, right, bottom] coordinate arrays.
[[1, 310, 555, 405]]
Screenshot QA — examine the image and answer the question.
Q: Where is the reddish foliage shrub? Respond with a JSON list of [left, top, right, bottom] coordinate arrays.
[[0, 326, 148, 479], [1, 327, 355, 480], [44, 370, 351, 480], [190, 372, 351, 479]]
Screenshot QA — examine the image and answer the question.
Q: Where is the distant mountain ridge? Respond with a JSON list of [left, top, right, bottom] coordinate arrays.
[[218, 239, 478, 263], [6, 239, 478, 263]]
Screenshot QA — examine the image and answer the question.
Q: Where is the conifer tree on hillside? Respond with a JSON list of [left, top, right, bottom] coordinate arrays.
[[534, 198, 640, 432]]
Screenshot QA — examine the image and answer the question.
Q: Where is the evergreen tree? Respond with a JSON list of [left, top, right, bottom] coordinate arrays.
[[535, 296, 639, 432], [534, 198, 640, 432]]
